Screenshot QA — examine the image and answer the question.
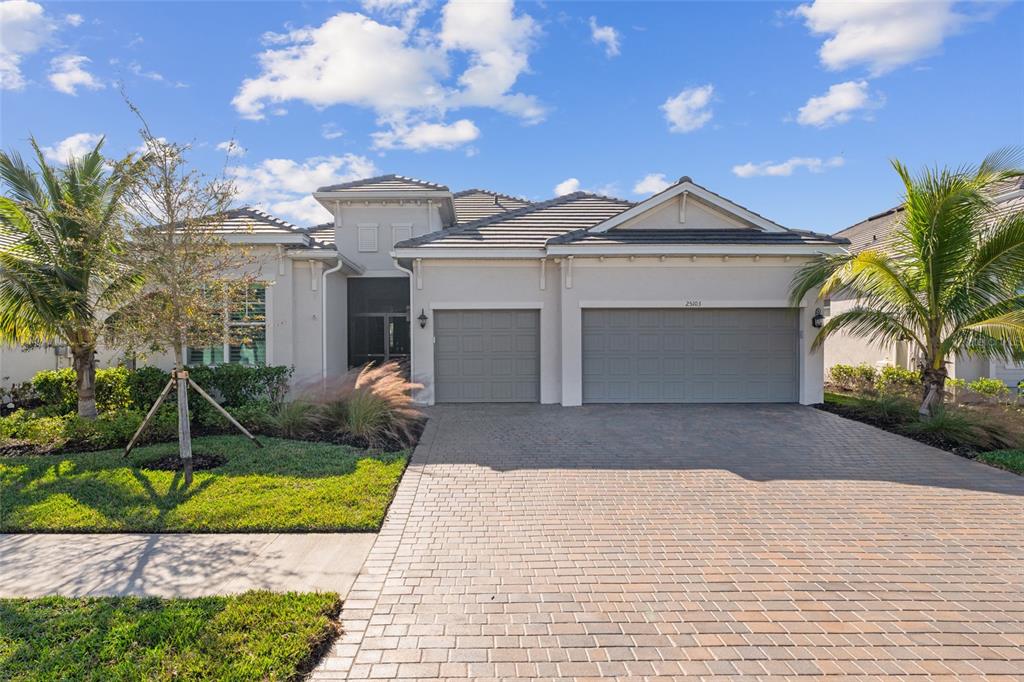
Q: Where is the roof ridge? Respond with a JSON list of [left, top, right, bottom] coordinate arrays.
[[453, 188, 533, 203]]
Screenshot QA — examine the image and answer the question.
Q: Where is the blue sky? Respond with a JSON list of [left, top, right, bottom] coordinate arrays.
[[1, 0, 1022, 233]]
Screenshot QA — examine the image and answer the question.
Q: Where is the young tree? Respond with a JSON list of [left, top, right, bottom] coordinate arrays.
[[0, 138, 141, 418], [118, 119, 260, 483], [790, 149, 1024, 417]]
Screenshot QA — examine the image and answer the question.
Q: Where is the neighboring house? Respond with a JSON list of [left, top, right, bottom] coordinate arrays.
[[824, 177, 1024, 391], [2, 174, 849, 406]]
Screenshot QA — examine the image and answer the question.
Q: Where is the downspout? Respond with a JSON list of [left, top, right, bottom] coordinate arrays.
[[321, 255, 344, 387], [394, 258, 416, 396]]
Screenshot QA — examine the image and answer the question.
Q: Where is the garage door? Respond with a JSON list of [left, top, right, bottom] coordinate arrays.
[[435, 310, 540, 402], [583, 308, 798, 403]]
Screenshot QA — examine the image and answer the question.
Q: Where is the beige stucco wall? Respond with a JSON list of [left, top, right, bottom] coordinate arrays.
[[617, 195, 749, 230], [333, 203, 444, 275], [409, 255, 825, 406]]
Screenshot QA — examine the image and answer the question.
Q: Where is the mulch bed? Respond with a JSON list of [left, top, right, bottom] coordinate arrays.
[[137, 452, 228, 471], [815, 401, 986, 459]]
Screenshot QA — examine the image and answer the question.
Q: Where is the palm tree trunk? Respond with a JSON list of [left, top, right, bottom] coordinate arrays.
[[919, 365, 948, 419], [72, 347, 98, 419]]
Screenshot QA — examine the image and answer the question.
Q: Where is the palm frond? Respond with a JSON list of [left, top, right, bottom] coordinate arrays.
[[809, 306, 922, 352]]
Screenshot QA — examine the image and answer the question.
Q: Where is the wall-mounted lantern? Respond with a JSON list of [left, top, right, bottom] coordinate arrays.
[[418, 309, 429, 329], [811, 308, 825, 328]]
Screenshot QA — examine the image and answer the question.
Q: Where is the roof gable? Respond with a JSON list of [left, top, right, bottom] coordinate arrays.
[[591, 177, 788, 233]]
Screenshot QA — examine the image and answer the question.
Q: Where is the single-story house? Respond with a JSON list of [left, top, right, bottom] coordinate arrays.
[[3, 174, 851, 405], [824, 176, 1024, 391]]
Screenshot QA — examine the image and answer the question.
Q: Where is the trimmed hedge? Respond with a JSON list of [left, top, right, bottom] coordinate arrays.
[[30, 364, 292, 415]]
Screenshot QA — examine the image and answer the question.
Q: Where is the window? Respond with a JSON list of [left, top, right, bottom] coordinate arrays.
[[392, 223, 412, 246], [358, 225, 378, 252], [188, 283, 267, 366]]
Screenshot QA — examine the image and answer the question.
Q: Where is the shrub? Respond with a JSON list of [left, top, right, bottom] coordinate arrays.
[[228, 402, 276, 434], [266, 401, 319, 439], [128, 366, 172, 409], [188, 364, 292, 407], [875, 365, 921, 396], [900, 408, 1012, 451], [967, 377, 1011, 401], [338, 363, 423, 447], [828, 364, 877, 393], [31, 366, 134, 414]]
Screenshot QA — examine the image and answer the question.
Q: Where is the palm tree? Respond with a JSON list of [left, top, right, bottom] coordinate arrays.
[[791, 149, 1024, 417], [0, 138, 141, 418]]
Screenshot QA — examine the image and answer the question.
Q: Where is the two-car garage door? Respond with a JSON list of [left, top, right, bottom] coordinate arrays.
[[432, 307, 799, 403], [582, 308, 799, 403]]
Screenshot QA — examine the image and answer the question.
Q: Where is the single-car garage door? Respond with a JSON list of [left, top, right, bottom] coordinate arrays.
[[583, 308, 798, 403], [435, 309, 540, 402]]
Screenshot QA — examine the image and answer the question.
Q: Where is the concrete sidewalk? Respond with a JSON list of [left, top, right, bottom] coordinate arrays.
[[0, 533, 376, 598]]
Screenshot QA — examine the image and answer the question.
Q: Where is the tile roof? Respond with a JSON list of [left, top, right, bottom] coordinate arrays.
[[211, 207, 305, 236], [304, 223, 335, 246], [0, 229, 22, 253], [396, 192, 634, 249], [836, 180, 1024, 255], [548, 228, 847, 246], [317, 174, 449, 193], [452, 189, 532, 224]]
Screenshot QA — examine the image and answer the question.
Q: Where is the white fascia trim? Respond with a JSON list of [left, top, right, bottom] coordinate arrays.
[[430, 301, 544, 310], [222, 233, 308, 245], [992, 188, 1024, 202], [392, 247, 545, 260], [546, 243, 847, 256], [591, 181, 787, 233], [579, 299, 795, 308]]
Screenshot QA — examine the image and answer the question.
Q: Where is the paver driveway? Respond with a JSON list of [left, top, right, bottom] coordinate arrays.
[[314, 404, 1024, 680]]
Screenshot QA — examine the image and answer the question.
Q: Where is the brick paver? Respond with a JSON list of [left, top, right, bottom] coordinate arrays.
[[313, 404, 1024, 680]]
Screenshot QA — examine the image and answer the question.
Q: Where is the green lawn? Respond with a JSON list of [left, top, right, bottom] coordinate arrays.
[[0, 435, 407, 532], [0, 591, 339, 681], [976, 449, 1024, 475]]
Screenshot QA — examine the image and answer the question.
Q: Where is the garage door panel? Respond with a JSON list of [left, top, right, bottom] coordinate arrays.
[[583, 308, 798, 403], [435, 309, 539, 403]]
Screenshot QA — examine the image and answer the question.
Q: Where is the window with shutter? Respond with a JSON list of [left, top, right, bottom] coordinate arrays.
[[392, 223, 412, 246], [357, 225, 378, 252]]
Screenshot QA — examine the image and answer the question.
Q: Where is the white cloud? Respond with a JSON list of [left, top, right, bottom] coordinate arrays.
[[216, 140, 246, 157], [233, 1, 542, 150], [41, 132, 103, 164], [796, 80, 880, 127], [554, 177, 580, 196], [0, 0, 56, 90], [227, 154, 378, 225], [589, 16, 620, 57], [361, 0, 429, 31], [372, 118, 480, 151], [48, 54, 103, 94], [661, 84, 714, 133], [794, 0, 968, 75], [633, 173, 671, 196], [321, 123, 344, 140], [64, 13, 82, 27], [732, 156, 845, 178]]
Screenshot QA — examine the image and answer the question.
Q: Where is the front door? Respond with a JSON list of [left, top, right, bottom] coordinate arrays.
[[348, 278, 410, 367]]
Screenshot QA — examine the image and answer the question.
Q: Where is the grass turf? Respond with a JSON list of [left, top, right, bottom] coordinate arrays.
[[976, 449, 1024, 475], [0, 591, 339, 681], [0, 435, 407, 532]]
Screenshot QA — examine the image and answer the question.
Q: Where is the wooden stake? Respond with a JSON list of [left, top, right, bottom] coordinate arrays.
[[188, 377, 263, 448], [177, 371, 193, 486], [124, 377, 175, 457]]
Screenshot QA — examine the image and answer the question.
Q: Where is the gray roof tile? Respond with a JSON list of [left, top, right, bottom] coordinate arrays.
[[317, 174, 448, 193], [396, 192, 634, 249], [212, 207, 305, 236], [452, 189, 532, 224], [548, 228, 847, 246]]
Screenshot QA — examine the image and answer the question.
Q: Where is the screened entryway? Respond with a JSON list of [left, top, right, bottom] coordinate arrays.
[[348, 278, 410, 368]]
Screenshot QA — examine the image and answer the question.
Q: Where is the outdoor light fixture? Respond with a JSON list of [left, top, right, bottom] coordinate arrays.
[[812, 308, 825, 328], [418, 309, 429, 329]]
